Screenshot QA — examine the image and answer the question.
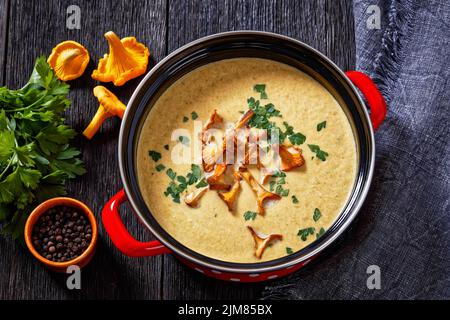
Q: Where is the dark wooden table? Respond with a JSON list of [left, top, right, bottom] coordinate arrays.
[[0, 0, 354, 299]]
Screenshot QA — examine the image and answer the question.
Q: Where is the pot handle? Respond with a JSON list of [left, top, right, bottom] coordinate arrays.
[[102, 189, 171, 257], [345, 71, 387, 130]]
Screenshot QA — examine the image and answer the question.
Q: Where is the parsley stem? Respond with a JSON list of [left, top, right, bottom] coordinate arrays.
[[3, 91, 48, 112], [0, 158, 13, 181]]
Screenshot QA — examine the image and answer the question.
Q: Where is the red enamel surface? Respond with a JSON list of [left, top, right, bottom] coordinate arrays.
[[102, 189, 171, 257], [345, 70, 387, 130]]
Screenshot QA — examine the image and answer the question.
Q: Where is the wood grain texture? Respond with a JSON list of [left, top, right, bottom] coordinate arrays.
[[0, 0, 354, 300], [163, 0, 355, 300], [0, 0, 167, 299], [0, 0, 9, 85]]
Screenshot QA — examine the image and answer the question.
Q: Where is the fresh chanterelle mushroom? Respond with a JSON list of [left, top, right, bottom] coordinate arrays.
[[83, 86, 126, 139], [47, 40, 90, 81], [218, 171, 242, 211], [206, 163, 230, 191], [92, 31, 150, 86], [279, 145, 305, 171], [184, 186, 209, 208], [247, 226, 282, 259], [240, 168, 281, 215]]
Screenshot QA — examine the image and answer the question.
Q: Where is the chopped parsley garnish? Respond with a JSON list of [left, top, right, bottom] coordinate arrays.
[[195, 178, 208, 188], [177, 175, 187, 184], [292, 195, 299, 204], [155, 164, 166, 172], [191, 111, 198, 120], [166, 168, 177, 180], [247, 97, 281, 130], [280, 122, 294, 139], [298, 227, 315, 241], [178, 135, 190, 146], [253, 84, 268, 99], [272, 171, 286, 178], [247, 88, 307, 149], [317, 121, 327, 131], [148, 150, 162, 162], [164, 181, 182, 203], [164, 144, 169, 150], [269, 180, 277, 191], [278, 121, 306, 145], [164, 164, 205, 203], [187, 164, 202, 185], [275, 185, 289, 197], [308, 144, 329, 161], [244, 211, 257, 221], [183, 116, 189, 123], [286, 247, 294, 254], [288, 132, 306, 145], [313, 208, 322, 222], [275, 185, 283, 194], [270, 171, 289, 196], [316, 228, 325, 239]]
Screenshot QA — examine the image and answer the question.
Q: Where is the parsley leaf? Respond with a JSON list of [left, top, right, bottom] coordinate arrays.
[[308, 144, 329, 161], [272, 171, 286, 178], [297, 227, 315, 241], [253, 84, 268, 99], [191, 111, 198, 120], [182, 116, 189, 123], [164, 144, 169, 150], [164, 164, 205, 203], [195, 178, 208, 188], [148, 150, 162, 162], [178, 135, 190, 146], [316, 227, 325, 239], [243, 211, 257, 221], [166, 168, 177, 180], [288, 132, 306, 145], [286, 247, 294, 254], [292, 195, 299, 204], [155, 164, 166, 172], [317, 121, 327, 131], [313, 208, 321, 221], [0, 57, 85, 240], [177, 175, 187, 184]]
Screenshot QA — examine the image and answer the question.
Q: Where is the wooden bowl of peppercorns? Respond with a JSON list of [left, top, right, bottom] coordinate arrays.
[[24, 197, 98, 272]]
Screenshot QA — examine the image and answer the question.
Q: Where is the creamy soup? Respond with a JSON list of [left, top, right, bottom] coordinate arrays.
[[136, 58, 356, 263]]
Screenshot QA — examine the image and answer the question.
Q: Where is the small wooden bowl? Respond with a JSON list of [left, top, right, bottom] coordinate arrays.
[[24, 197, 98, 272]]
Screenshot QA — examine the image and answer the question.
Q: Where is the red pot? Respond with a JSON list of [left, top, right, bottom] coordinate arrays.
[[102, 31, 387, 282]]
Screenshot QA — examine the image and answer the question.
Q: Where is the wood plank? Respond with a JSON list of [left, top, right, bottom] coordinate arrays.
[[163, 0, 354, 300], [0, 0, 9, 85], [0, 0, 167, 299], [168, 0, 354, 68]]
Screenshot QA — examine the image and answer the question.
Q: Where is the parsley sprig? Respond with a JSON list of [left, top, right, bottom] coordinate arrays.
[[0, 57, 85, 239]]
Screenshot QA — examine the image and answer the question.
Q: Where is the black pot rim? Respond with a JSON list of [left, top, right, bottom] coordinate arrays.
[[118, 30, 375, 274]]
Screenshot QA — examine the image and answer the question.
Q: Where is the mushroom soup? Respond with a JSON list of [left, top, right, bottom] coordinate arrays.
[[136, 58, 357, 263]]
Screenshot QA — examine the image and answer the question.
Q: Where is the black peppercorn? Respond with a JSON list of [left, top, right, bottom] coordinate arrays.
[[31, 205, 92, 262]]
